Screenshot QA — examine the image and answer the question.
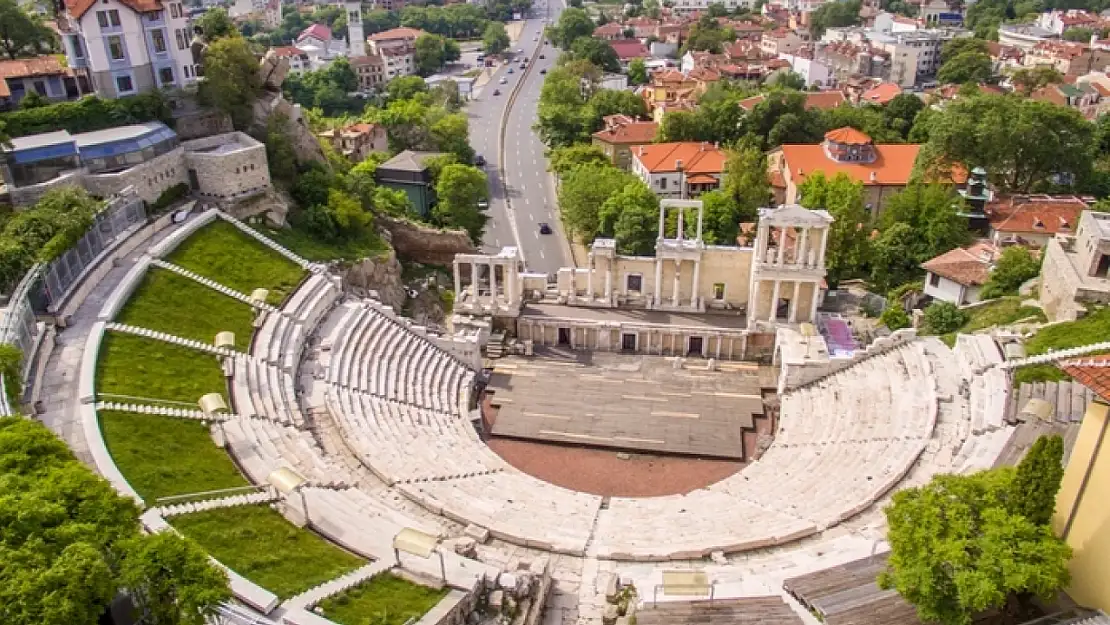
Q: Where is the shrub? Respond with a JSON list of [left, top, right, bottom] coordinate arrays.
[[922, 300, 969, 334], [0, 344, 22, 405], [0, 187, 102, 289], [0, 92, 172, 138], [150, 183, 190, 213], [880, 305, 911, 330], [981, 246, 1041, 300]]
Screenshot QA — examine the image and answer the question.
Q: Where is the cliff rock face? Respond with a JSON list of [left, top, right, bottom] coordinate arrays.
[[227, 188, 292, 227], [409, 287, 448, 328], [251, 92, 328, 167], [342, 251, 407, 311], [377, 215, 476, 265]]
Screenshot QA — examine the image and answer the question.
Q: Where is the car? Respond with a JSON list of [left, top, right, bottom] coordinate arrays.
[[519, 63, 526, 69], [539, 53, 545, 59], [540, 68, 547, 74], [507, 67, 513, 74], [538, 222, 552, 235], [516, 48, 523, 54], [499, 76, 508, 84], [492, 89, 501, 95], [475, 155, 486, 166], [477, 199, 489, 210]]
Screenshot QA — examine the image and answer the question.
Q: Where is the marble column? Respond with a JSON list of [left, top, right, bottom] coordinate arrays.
[[789, 281, 800, 323], [810, 281, 820, 322], [654, 257, 663, 306], [489, 262, 497, 307], [769, 279, 781, 322], [672, 259, 681, 307], [798, 227, 809, 267], [453, 261, 461, 301], [750, 279, 761, 323], [819, 227, 829, 267], [507, 263, 515, 308], [696, 205, 704, 240], [587, 255, 594, 301], [691, 259, 701, 310], [470, 263, 479, 303], [604, 260, 612, 305], [776, 227, 786, 264]]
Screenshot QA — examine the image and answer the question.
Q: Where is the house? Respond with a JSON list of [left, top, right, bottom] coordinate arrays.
[[368, 27, 425, 53], [296, 23, 331, 50], [739, 90, 846, 111], [0, 55, 91, 110], [375, 150, 447, 216], [270, 46, 310, 74], [859, 81, 901, 104], [1030, 82, 1107, 118], [817, 39, 892, 84], [317, 122, 387, 162], [350, 54, 386, 90], [1037, 9, 1100, 35], [1024, 40, 1110, 78], [761, 28, 807, 56], [920, 241, 999, 305], [57, 0, 197, 98], [768, 127, 962, 214], [609, 39, 651, 70], [591, 114, 660, 170], [985, 195, 1092, 248], [777, 48, 832, 87], [593, 23, 624, 40], [1040, 210, 1110, 320], [631, 141, 727, 199]]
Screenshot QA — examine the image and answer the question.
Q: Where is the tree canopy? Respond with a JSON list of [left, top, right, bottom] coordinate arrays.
[[414, 34, 461, 76], [558, 163, 641, 243], [196, 8, 237, 40], [482, 21, 510, 55], [0, 0, 55, 60], [808, 0, 862, 38], [197, 36, 261, 130], [937, 49, 993, 85], [980, 245, 1041, 299], [434, 164, 489, 243], [549, 8, 595, 49], [798, 172, 871, 284]]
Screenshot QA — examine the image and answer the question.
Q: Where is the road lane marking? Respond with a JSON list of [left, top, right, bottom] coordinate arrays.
[[539, 249, 545, 258]]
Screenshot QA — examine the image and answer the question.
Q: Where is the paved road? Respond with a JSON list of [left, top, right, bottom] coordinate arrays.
[[466, 0, 571, 276]]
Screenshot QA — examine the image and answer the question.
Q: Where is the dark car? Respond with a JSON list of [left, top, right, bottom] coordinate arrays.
[[492, 89, 501, 96], [540, 68, 547, 74], [538, 222, 552, 235], [475, 155, 486, 166], [539, 53, 545, 59]]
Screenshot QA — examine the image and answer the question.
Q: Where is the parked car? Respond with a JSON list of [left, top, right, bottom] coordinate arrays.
[[539, 54, 545, 59], [477, 199, 489, 210], [507, 67, 513, 74], [540, 68, 547, 74], [475, 154, 486, 166], [492, 89, 501, 95], [538, 222, 552, 235]]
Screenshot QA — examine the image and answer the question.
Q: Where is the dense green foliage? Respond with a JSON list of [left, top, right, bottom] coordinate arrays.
[[536, 61, 646, 148], [483, 21, 510, 55], [0, 187, 102, 290], [872, 183, 969, 292], [1009, 435, 1065, 527], [1014, 306, 1110, 384], [0, 92, 172, 138], [0, 0, 56, 60], [880, 305, 911, 330], [197, 36, 262, 130], [808, 0, 862, 38], [196, 8, 237, 40], [798, 172, 871, 284], [284, 58, 361, 117], [0, 417, 230, 625], [980, 246, 1041, 300], [414, 33, 461, 76], [921, 301, 969, 334], [0, 344, 21, 404], [548, 7, 595, 49], [433, 163, 489, 242]]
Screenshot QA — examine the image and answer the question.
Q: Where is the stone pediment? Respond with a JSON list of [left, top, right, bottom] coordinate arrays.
[[759, 203, 834, 228]]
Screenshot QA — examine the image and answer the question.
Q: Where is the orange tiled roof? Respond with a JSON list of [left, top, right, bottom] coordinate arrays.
[[861, 82, 902, 105], [0, 55, 68, 80], [779, 143, 923, 187], [593, 116, 659, 144], [686, 174, 719, 183], [271, 46, 307, 58], [633, 142, 726, 174], [824, 127, 872, 145], [920, 241, 999, 286], [739, 90, 845, 111], [594, 23, 623, 36], [369, 27, 425, 41], [610, 39, 650, 60], [1060, 355, 1110, 402], [987, 195, 1090, 236], [65, 0, 161, 19]]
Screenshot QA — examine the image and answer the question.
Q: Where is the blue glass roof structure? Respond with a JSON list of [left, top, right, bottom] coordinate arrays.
[[3, 122, 177, 165], [5, 131, 78, 165]]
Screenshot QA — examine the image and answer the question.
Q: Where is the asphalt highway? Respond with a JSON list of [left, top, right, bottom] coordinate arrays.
[[466, 0, 571, 276]]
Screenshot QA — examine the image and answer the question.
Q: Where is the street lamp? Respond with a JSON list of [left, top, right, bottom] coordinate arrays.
[[267, 467, 308, 522], [393, 528, 447, 584]]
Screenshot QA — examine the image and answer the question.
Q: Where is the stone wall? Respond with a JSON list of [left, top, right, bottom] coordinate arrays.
[[174, 110, 234, 140], [341, 251, 407, 310], [777, 327, 918, 393], [378, 215, 476, 265], [83, 147, 190, 204], [9, 170, 86, 208], [183, 132, 271, 200], [1040, 237, 1085, 321]]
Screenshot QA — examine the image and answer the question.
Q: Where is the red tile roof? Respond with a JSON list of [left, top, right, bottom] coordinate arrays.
[[861, 82, 902, 105], [778, 143, 931, 187], [65, 0, 161, 19], [594, 23, 623, 37], [271, 46, 307, 58], [609, 39, 650, 60], [1060, 355, 1110, 402], [633, 142, 726, 174], [686, 173, 719, 184], [0, 56, 70, 98], [824, 127, 872, 145], [592, 115, 659, 144], [986, 195, 1090, 237], [369, 27, 425, 41], [739, 90, 845, 111], [297, 23, 332, 43], [920, 241, 999, 286]]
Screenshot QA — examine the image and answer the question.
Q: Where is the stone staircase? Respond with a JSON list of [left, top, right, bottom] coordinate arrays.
[[997, 340, 1110, 370], [219, 213, 321, 273], [282, 560, 394, 610], [95, 401, 230, 421], [105, 322, 243, 358], [485, 331, 506, 358], [150, 259, 278, 312], [156, 489, 279, 518]]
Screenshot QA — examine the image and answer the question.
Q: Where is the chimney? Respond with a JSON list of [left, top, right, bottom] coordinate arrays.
[[869, 171, 877, 182], [676, 159, 684, 170], [639, 146, 645, 156]]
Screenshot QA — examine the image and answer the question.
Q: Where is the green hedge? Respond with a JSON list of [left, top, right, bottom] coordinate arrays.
[[0, 92, 172, 138]]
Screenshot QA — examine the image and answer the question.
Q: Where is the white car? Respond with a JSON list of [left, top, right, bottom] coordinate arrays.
[[499, 76, 508, 84]]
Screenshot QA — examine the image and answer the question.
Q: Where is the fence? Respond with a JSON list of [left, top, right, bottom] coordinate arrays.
[[0, 263, 42, 358], [35, 190, 147, 314]]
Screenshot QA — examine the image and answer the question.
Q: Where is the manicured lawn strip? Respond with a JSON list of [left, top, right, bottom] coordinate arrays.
[[1014, 306, 1110, 385], [115, 268, 256, 349], [99, 410, 247, 501], [171, 505, 365, 599], [97, 332, 228, 404], [167, 220, 305, 304], [318, 573, 448, 625], [940, 297, 1048, 347], [261, 225, 390, 263]]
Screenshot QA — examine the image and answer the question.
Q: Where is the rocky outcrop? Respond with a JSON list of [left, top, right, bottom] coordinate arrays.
[[377, 215, 476, 265], [251, 92, 328, 167], [226, 188, 292, 227], [341, 251, 407, 311], [409, 287, 448, 328]]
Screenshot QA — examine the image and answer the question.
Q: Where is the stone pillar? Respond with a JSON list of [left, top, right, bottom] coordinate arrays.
[[769, 279, 781, 322], [789, 281, 800, 323], [507, 263, 516, 308], [696, 205, 704, 240], [657, 204, 666, 241], [470, 263, 479, 304], [751, 279, 761, 323], [489, 262, 498, 306], [798, 227, 809, 266], [819, 227, 829, 267], [672, 259, 681, 307], [654, 257, 663, 306], [715, 336, 722, 359], [691, 258, 701, 310], [676, 207, 685, 241], [776, 227, 786, 265], [453, 260, 461, 301], [587, 255, 594, 301], [604, 261, 612, 305], [756, 222, 768, 259], [569, 265, 577, 302], [810, 280, 820, 322]]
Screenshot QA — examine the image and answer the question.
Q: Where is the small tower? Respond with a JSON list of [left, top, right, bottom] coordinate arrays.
[[346, 0, 365, 57], [959, 166, 993, 234]]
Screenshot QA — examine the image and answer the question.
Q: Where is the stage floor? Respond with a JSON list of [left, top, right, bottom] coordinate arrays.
[[485, 352, 767, 459]]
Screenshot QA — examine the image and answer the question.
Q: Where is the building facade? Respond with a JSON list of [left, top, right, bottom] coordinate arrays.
[[1039, 210, 1110, 321], [631, 142, 727, 199]]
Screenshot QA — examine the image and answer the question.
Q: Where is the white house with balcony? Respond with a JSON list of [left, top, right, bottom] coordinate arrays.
[[59, 0, 198, 98]]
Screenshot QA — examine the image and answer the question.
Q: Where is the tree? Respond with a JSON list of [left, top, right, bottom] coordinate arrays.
[[550, 8, 594, 49], [980, 245, 1040, 299], [628, 57, 648, 85], [1010, 66, 1064, 96], [197, 37, 261, 130], [1009, 434, 1065, 528], [582, 88, 647, 134], [769, 71, 806, 91], [878, 182, 969, 270], [699, 189, 743, 245], [600, 182, 660, 254], [681, 14, 732, 53], [940, 37, 989, 64], [921, 300, 968, 334], [739, 91, 824, 150], [657, 110, 710, 142], [414, 34, 452, 75], [364, 9, 400, 35], [434, 164, 489, 242], [429, 111, 474, 162], [120, 533, 230, 625], [798, 172, 870, 283], [195, 8, 237, 40], [571, 37, 621, 73], [917, 94, 1096, 193], [558, 163, 639, 243], [937, 50, 993, 85], [881, 469, 1072, 625], [483, 21, 510, 55], [263, 113, 297, 183], [821, 103, 903, 144], [549, 144, 610, 176], [808, 0, 861, 38], [870, 223, 920, 293], [1062, 26, 1094, 42], [883, 93, 925, 139], [387, 75, 428, 101], [720, 142, 770, 225], [0, 0, 55, 60], [879, 304, 911, 330]]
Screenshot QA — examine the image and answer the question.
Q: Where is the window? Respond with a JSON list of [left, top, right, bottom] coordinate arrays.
[[184, 64, 191, 78], [713, 283, 725, 300], [71, 35, 85, 58], [152, 28, 167, 53], [626, 274, 643, 292], [659, 177, 667, 190], [33, 81, 47, 96], [147, 10, 162, 21], [97, 10, 109, 27], [170, 3, 178, 18], [108, 35, 124, 60], [928, 272, 941, 287], [115, 74, 134, 93], [109, 9, 120, 25], [159, 66, 174, 85], [175, 28, 186, 50]]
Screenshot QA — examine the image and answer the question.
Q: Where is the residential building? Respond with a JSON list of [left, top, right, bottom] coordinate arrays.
[[317, 122, 387, 162], [985, 195, 1092, 248], [869, 29, 965, 82], [761, 28, 807, 56], [768, 127, 961, 213], [270, 46, 310, 74], [610, 39, 651, 70], [593, 23, 624, 40], [918, 0, 964, 26], [0, 55, 91, 110], [1030, 82, 1108, 118], [1037, 9, 1100, 35], [1024, 40, 1110, 78], [350, 54, 386, 90], [920, 240, 999, 305], [1040, 210, 1110, 320], [375, 150, 446, 216], [670, 0, 753, 16], [817, 40, 892, 85], [591, 114, 659, 170], [368, 27, 425, 54], [379, 45, 416, 81], [739, 90, 845, 111], [0, 122, 270, 206], [631, 141, 726, 199], [998, 23, 1059, 52], [58, 0, 198, 98], [777, 48, 832, 87]]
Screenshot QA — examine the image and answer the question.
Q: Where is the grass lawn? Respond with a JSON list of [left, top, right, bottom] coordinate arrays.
[[167, 220, 305, 305], [97, 332, 227, 404], [172, 505, 365, 599], [115, 268, 256, 349], [939, 297, 1047, 347], [99, 410, 247, 501], [261, 226, 390, 264], [318, 573, 448, 625], [1014, 306, 1110, 385]]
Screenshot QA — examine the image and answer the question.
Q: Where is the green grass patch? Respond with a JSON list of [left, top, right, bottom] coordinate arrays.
[[166, 220, 305, 304], [96, 332, 227, 404], [318, 573, 448, 625], [1013, 305, 1110, 385], [940, 297, 1048, 347], [99, 410, 247, 501], [260, 225, 390, 263], [171, 505, 365, 599], [115, 268, 256, 349]]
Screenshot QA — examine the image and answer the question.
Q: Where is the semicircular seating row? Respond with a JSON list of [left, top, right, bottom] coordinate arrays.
[[228, 275, 941, 560]]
